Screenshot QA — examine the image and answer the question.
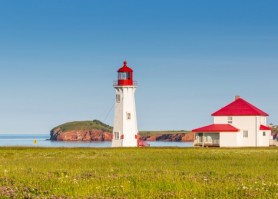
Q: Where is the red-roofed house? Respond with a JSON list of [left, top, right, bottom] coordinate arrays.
[[192, 96, 271, 147]]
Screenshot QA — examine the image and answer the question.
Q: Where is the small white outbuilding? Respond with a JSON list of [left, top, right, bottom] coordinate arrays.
[[192, 96, 272, 147]]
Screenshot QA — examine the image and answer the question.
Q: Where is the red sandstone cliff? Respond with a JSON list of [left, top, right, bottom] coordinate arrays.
[[140, 132, 194, 142], [50, 121, 194, 142], [50, 128, 112, 141]]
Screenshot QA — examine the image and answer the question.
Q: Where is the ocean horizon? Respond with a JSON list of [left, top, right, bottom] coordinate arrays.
[[0, 134, 193, 148]]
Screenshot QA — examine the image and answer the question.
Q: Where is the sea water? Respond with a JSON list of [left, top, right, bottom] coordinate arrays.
[[0, 134, 193, 148]]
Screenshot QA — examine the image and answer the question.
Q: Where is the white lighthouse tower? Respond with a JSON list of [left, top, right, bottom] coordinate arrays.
[[112, 61, 138, 147]]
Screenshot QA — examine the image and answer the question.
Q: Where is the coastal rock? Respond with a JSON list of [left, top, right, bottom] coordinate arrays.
[[52, 130, 112, 141], [50, 120, 194, 142], [145, 135, 159, 141], [141, 132, 194, 142], [181, 132, 194, 142]]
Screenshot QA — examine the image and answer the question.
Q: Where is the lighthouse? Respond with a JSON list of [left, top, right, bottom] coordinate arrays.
[[112, 61, 138, 147]]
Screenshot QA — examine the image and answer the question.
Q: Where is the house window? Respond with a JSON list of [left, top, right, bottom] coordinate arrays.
[[116, 94, 120, 103], [227, 116, 233, 124], [263, 132, 266, 136], [126, 112, 131, 120], [243, 130, 248, 138], [114, 132, 119, 140]]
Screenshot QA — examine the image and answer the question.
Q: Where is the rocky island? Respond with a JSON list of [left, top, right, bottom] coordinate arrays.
[[50, 120, 194, 142]]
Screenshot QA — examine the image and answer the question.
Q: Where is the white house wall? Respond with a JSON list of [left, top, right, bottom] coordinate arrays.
[[257, 116, 269, 147], [258, 130, 271, 146], [220, 133, 238, 147], [214, 116, 269, 147]]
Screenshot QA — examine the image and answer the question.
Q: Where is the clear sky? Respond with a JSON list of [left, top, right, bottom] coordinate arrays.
[[0, 0, 277, 133]]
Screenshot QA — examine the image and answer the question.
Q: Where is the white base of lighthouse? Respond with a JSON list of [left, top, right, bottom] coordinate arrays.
[[112, 86, 138, 147]]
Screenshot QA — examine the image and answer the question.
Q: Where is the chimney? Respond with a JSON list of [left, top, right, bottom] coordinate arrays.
[[235, 95, 240, 100]]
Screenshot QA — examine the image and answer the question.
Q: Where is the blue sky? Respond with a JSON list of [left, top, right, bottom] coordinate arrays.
[[0, 0, 277, 133]]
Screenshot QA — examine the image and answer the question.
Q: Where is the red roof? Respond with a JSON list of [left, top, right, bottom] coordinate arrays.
[[192, 124, 239, 133], [117, 61, 133, 72], [260, 125, 272, 131], [212, 98, 268, 116]]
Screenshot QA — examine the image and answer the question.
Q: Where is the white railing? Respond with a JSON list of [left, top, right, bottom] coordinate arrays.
[[212, 139, 220, 145], [194, 139, 220, 146]]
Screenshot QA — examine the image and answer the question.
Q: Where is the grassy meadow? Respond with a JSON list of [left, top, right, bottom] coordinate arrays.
[[0, 147, 278, 198]]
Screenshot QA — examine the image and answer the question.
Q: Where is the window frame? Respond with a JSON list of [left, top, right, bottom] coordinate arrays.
[[116, 94, 121, 103], [126, 112, 131, 120], [118, 72, 130, 80], [227, 116, 233, 124], [243, 130, 248, 138], [114, 132, 119, 140]]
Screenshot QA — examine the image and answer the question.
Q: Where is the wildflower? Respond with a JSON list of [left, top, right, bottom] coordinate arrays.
[[1, 186, 7, 194], [73, 179, 78, 184]]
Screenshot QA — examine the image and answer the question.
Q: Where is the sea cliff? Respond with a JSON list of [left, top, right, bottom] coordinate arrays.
[[140, 132, 194, 142], [50, 120, 113, 141], [50, 120, 194, 142], [51, 129, 112, 141]]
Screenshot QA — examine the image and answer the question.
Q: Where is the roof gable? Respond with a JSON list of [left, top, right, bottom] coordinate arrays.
[[260, 125, 272, 131], [212, 98, 268, 116]]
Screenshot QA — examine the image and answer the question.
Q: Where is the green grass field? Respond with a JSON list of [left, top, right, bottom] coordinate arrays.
[[0, 147, 277, 198]]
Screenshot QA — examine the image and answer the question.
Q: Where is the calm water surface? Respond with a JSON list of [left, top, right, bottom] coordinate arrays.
[[0, 134, 193, 148]]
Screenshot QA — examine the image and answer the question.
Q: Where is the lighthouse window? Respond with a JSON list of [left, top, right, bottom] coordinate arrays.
[[119, 72, 127, 80], [116, 94, 120, 103], [127, 113, 131, 120], [114, 132, 119, 140], [263, 132, 266, 136], [122, 73, 126, 79], [227, 116, 233, 124]]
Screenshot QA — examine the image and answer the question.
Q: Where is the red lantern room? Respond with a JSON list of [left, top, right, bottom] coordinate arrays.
[[116, 61, 134, 86]]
